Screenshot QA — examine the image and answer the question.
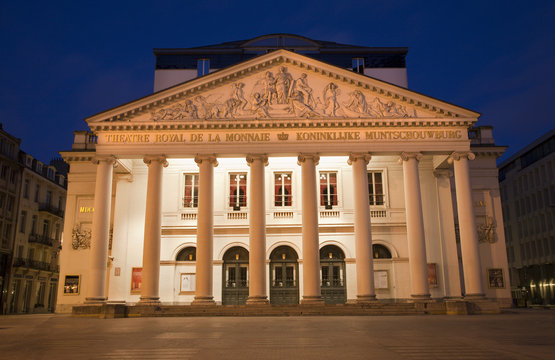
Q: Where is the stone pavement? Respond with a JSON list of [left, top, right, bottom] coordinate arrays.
[[0, 309, 553, 359]]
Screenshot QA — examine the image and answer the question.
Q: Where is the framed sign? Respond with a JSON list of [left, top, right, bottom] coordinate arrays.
[[130, 267, 142, 294], [427, 263, 438, 288], [180, 273, 196, 294], [487, 268, 505, 288], [374, 270, 389, 289], [63, 275, 80, 295]]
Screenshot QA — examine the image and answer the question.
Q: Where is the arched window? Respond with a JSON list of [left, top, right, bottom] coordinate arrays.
[[176, 247, 196, 261], [319, 245, 345, 260], [372, 244, 392, 259]]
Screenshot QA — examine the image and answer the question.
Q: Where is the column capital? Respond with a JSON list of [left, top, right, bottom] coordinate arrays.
[[447, 151, 475, 164], [246, 154, 269, 166], [399, 152, 423, 162], [347, 152, 371, 165], [433, 169, 453, 178], [143, 155, 169, 167], [194, 154, 218, 167], [297, 153, 320, 166], [92, 155, 117, 166]]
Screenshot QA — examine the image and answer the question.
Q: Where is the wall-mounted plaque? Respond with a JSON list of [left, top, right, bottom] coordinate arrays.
[[180, 273, 196, 294], [374, 270, 389, 289], [130, 267, 142, 294], [487, 268, 505, 288], [427, 263, 439, 288], [63, 275, 80, 295]]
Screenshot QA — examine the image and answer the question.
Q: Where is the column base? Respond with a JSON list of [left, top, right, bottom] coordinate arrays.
[[301, 296, 325, 305], [246, 296, 269, 305], [464, 293, 485, 300], [356, 295, 377, 304], [410, 294, 431, 302], [85, 297, 107, 304], [191, 296, 216, 306], [138, 297, 160, 305]]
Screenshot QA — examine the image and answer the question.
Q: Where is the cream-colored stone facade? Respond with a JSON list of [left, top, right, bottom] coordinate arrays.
[[57, 50, 510, 311]]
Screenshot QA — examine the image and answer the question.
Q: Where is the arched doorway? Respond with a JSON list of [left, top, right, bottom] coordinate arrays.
[[320, 245, 346, 304], [270, 246, 299, 304], [222, 246, 249, 305]]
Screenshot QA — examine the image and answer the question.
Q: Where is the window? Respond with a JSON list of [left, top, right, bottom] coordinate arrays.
[[373, 244, 392, 259], [368, 171, 385, 205], [320, 172, 338, 208], [34, 184, 40, 202], [55, 223, 61, 240], [6, 196, 13, 212], [352, 57, 365, 73], [47, 168, 54, 180], [23, 179, 29, 198], [10, 170, 16, 184], [183, 174, 199, 208], [274, 172, 292, 207], [176, 247, 196, 261], [229, 173, 247, 210], [42, 220, 50, 238], [19, 211, 27, 233], [46, 190, 52, 205], [58, 196, 62, 210], [1, 165, 8, 180], [197, 59, 210, 77], [31, 215, 37, 234]]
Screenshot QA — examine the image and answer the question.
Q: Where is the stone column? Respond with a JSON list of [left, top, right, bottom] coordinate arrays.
[[246, 154, 269, 305], [192, 155, 218, 305], [86, 156, 116, 303], [139, 155, 168, 305], [449, 152, 484, 298], [348, 153, 377, 303], [434, 170, 462, 298], [298, 154, 323, 304], [400, 152, 430, 299]]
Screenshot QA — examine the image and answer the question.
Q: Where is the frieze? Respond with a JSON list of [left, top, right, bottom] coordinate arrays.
[[149, 67, 419, 122]]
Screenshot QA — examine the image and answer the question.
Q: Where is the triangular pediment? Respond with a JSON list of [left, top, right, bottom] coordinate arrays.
[[86, 50, 479, 127]]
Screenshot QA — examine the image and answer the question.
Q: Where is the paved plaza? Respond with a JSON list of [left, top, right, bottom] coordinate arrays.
[[0, 309, 553, 359]]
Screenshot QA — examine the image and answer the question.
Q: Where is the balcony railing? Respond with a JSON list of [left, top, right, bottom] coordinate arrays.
[[38, 203, 64, 217], [28, 233, 55, 247], [12, 257, 59, 272]]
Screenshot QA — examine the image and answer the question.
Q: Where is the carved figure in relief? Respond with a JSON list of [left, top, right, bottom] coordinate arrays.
[[262, 72, 277, 104], [478, 216, 497, 243], [291, 73, 315, 108], [231, 82, 248, 111], [72, 226, 91, 250], [276, 66, 293, 104], [251, 92, 270, 118], [183, 100, 199, 119], [288, 90, 318, 117], [344, 90, 369, 115], [195, 95, 224, 119], [323, 82, 341, 116]]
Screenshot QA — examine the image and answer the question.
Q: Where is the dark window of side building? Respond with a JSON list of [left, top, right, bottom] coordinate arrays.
[[31, 215, 37, 234], [23, 179, 29, 198], [46, 190, 52, 206], [19, 211, 26, 233], [352, 58, 365, 73], [34, 185, 40, 202], [197, 59, 210, 77]]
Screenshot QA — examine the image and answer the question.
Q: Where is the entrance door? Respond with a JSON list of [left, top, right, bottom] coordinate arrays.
[[270, 246, 299, 304], [222, 247, 249, 305], [320, 245, 346, 304]]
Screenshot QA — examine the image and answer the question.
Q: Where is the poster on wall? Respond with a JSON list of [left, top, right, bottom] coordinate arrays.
[[180, 273, 196, 293], [488, 268, 505, 288], [131, 267, 142, 293], [63, 275, 80, 295], [374, 270, 388, 289], [427, 263, 438, 287]]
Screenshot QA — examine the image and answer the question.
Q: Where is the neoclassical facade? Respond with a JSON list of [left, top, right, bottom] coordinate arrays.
[[57, 44, 510, 311]]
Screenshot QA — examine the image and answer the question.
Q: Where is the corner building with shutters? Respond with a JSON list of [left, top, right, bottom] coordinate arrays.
[[57, 34, 511, 312]]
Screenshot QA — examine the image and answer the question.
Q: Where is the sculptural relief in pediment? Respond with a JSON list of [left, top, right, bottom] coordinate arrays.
[[142, 66, 444, 122]]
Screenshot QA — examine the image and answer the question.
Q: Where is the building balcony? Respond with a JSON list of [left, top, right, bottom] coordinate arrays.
[[12, 257, 59, 272], [28, 233, 55, 247], [38, 203, 64, 218]]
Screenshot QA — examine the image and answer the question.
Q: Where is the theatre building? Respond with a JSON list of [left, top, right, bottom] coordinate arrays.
[[57, 35, 511, 312]]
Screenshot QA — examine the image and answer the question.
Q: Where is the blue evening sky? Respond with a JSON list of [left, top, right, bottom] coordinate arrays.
[[1, 0, 553, 164]]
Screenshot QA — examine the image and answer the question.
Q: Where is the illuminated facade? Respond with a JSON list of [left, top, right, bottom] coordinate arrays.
[[57, 35, 511, 312]]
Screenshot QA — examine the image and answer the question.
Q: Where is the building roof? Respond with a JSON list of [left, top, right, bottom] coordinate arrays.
[[498, 127, 555, 170], [153, 34, 408, 70]]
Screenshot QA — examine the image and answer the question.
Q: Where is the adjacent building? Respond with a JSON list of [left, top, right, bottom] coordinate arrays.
[[57, 34, 511, 312], [0, 124, 68, 314], [499, 128, 555, 305]]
